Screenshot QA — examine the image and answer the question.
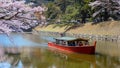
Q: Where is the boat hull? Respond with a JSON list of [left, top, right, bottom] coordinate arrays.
[[48, 42, 95, 54]]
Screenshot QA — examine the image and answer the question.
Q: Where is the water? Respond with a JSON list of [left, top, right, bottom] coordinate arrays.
[[0, 33, 120, 68]]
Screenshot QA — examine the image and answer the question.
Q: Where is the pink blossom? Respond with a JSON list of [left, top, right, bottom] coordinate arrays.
[[0, 1, 46, 34]]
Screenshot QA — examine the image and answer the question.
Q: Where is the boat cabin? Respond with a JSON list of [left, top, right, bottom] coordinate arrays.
[[55, 37, 89, 46]]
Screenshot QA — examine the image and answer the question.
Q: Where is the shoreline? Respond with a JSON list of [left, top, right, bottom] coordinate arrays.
[[37, 31, 120, 42], [35, 21, 120, 41]]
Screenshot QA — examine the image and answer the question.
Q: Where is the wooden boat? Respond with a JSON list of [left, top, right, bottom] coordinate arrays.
[[48, 37, 96, 54]]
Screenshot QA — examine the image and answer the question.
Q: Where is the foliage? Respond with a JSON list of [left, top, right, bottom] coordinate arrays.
[[89, 0, 120, 20], [61, 5, 79, 23], [45, 2, 61, 20], [0, 1, 46, 34], [55, 0, 72, 13], [45, 0, 120, 25], [45, 0, 92, 24]]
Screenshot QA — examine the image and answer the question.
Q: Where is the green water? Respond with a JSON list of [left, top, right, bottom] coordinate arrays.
[[6, 46, 119, 68], [0, 33, 120, 68]]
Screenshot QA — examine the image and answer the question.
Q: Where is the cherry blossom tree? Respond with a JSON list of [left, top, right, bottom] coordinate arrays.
[[0, 1, 46, 34], [0, 0, 46, 54]]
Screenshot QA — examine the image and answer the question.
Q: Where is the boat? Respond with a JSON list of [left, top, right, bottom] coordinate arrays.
[[48, 37, 96, 54]]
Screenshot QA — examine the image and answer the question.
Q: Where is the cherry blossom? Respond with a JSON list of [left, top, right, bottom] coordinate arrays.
[[0, 1, 46, 34]]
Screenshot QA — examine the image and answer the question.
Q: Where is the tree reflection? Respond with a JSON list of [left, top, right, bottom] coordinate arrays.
[[0, 47, 35, 68], [96, 54, 120, 68]]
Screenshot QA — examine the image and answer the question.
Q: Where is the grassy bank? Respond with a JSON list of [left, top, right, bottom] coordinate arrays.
[[35, 21, 120, 36]]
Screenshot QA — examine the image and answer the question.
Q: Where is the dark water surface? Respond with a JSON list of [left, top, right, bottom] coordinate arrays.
[[0, 33, 120, 68]]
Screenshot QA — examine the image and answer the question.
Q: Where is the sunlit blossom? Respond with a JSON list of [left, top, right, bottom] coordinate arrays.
[[0, 1, 46, 34]]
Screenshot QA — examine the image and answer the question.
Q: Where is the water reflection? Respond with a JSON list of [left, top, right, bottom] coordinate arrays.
[[0, 46, 120, 68], [0, 33, 120, 68], [0, 54, 22, 68], [96, 41, 120, 57], [0, 33, 40, 47], [47, 48, 96, 68], [96, 54, 120, 68]]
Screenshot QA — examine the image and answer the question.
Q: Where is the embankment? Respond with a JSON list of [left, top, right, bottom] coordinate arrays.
[[35, 21, 120, 41]]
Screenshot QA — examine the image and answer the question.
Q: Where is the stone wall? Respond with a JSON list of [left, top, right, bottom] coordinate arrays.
[[38, 31, 120, 42]]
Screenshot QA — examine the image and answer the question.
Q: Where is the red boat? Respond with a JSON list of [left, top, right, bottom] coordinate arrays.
[[48, 37, 96, 54]]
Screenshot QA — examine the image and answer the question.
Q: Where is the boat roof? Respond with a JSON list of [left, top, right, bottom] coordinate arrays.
[[55, 37, 88, 41]]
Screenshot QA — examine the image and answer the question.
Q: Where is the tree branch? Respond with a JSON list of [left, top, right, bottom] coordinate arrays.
[[6, 12, 20, 20], [16, 16, 37, 20]]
